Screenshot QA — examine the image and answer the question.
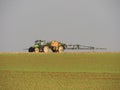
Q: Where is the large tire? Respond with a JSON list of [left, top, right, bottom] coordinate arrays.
[[58, 46, 64, 53], [43, 46, 49, 53], [28, 47, 34, 52], [34, 48, 39, 53]]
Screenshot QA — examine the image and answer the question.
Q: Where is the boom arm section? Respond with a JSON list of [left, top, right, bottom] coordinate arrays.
[[65, 44, 106, 50]]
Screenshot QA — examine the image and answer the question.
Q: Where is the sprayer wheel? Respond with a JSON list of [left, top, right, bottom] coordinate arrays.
[[58, 46, 64, 53]]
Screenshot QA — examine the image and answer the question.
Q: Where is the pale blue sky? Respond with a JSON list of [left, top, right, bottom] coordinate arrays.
[[0, 0, 120, 52]]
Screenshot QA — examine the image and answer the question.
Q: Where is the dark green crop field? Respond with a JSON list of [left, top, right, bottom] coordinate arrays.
[[0, 52, 120, 90]]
